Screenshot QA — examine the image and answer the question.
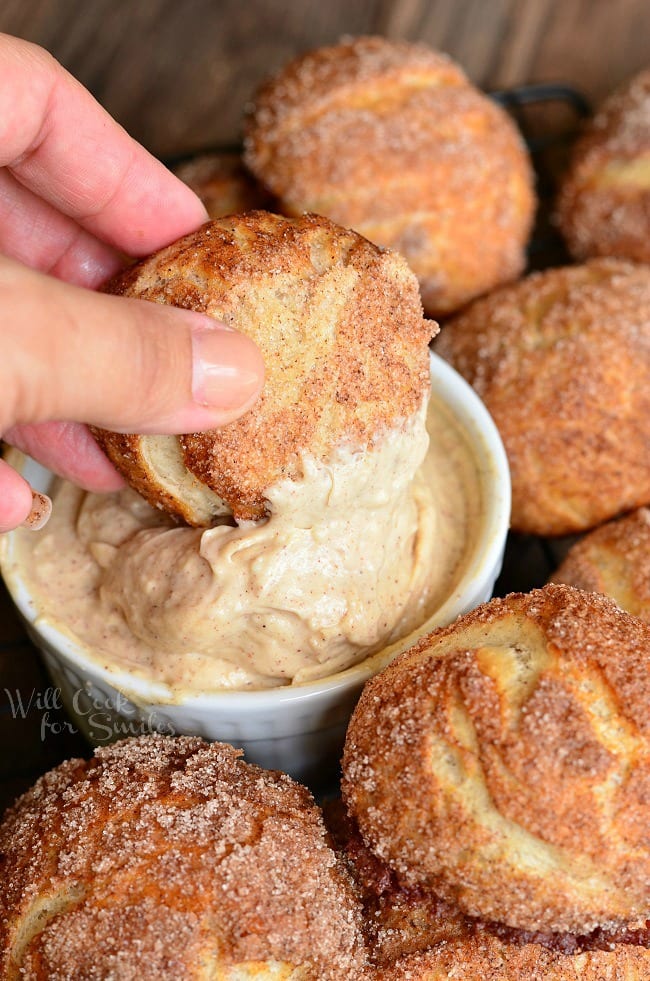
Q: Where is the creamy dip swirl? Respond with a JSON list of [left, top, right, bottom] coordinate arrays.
[[11, 396, 481, 691]]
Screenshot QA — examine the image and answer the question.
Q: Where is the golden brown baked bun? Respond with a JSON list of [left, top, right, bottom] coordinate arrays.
[[342, 583, 650, 936], [324, 797, 469, 967], [551, 507, 650, 620], [556, 69, 650, 264], [173, 150, 275, 217], [434, 258, 650, 536], [0, 735, 367, 980], [94, 210, 433, 524], [244, 35, 535, 318], [327, 798, 650, 980], [380, 937, 650, 980]]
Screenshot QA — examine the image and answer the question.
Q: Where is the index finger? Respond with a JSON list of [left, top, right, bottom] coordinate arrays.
[[0, 33, 208, 256]]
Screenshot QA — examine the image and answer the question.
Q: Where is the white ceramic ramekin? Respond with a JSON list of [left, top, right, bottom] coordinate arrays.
[[0, 354, 510, 786]]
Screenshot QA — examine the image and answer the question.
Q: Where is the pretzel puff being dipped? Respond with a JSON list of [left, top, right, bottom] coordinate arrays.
[[93, 211, 434, 526], [342, 584, 650, 944]]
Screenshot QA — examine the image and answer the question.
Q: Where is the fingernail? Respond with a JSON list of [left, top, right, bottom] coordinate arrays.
[[191, 326, 264, 410], [21, 491, 52, 531]]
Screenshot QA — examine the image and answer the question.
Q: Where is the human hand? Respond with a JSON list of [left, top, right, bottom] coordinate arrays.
[[0, 34, 265, 532]]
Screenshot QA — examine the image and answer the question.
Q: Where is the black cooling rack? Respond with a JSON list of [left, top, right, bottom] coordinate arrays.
[[491, 82, 591, 140], [492, 82, 592, 270]]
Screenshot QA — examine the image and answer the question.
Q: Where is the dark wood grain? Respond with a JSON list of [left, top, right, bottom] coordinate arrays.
[[1, 0, 649, 156]]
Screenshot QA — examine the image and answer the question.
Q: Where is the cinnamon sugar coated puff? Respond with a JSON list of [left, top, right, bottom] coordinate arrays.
[[244, 35, 535, 318], [434, 258, 650, 536], [94, 211, 433, 525], [324, 798, 470, 968], [379, 938, 650, 980], [327, 797, 650, 979], [556, 69, 650, 263], [342, 584, 650, 937], [0, 735, 368, 980], [173, 150, 275, 217], [551, 507, 650, 621]]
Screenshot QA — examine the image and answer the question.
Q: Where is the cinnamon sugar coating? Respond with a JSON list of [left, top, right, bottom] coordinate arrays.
[[551, 507, 650, 621], [0, 735, 367, 980], [94, 211, 433, 524], [556, 69, 650, 263], [434, 258, 650, 536], [325, 800, 650, 980], [324, 798, 469, 967], [244, 35, 535, 318], [380, 938, 650, 980], [342, 584, 650, 936], [173, 150, 275, 217]]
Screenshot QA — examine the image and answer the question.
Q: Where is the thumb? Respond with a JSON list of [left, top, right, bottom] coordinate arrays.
[[0, 256, 265, 435]]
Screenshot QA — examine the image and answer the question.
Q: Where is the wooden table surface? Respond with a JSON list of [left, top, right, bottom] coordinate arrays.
[[0, 0, 648, 815], [1, 0, 649, 157]]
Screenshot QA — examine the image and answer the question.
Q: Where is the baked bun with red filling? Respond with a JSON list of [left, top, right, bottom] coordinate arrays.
[[327, 794, 650, 979], [342, 584, 650, 938]]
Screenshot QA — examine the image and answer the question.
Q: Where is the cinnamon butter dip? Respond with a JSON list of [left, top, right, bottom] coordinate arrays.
[[9, 395, 482, 692]]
